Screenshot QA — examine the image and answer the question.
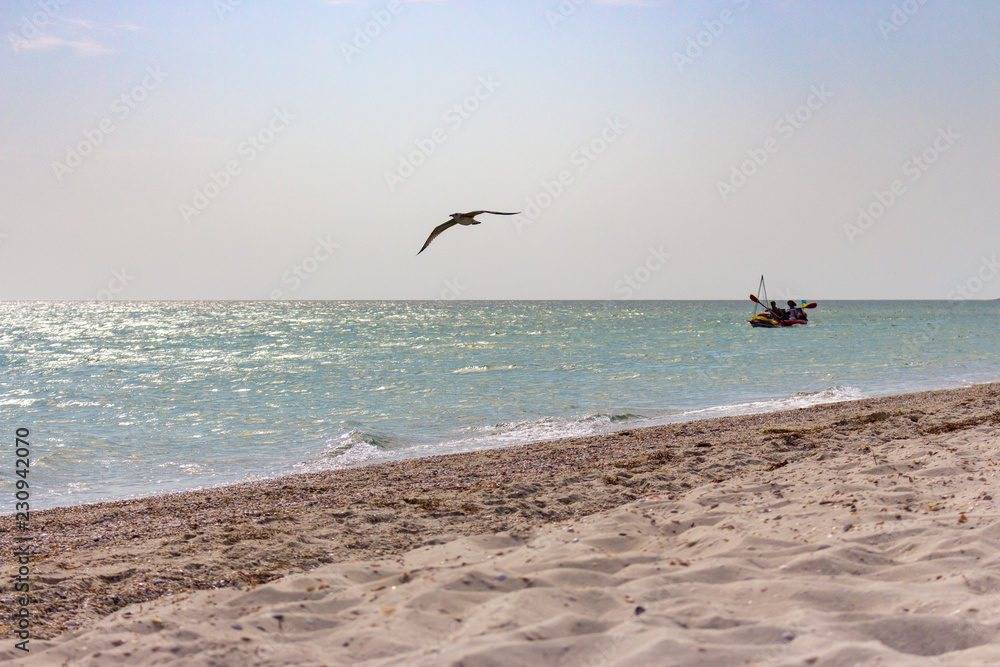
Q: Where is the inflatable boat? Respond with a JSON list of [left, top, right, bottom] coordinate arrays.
[[749, 313, 808, 327]]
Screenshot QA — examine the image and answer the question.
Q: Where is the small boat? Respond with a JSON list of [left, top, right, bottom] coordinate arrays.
[[748, 276, 815, 327]]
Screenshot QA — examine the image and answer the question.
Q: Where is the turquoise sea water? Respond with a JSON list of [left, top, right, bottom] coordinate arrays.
[[2, 300, 998, 510]]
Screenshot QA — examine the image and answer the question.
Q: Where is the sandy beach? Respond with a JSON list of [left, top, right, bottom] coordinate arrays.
[[4, 382, 1000, 665]]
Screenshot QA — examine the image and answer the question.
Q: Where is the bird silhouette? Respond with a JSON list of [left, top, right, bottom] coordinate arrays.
[[417, 210, 519, 255]]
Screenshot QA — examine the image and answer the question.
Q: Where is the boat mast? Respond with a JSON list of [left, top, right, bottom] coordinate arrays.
[[755, 275, 768, 315]]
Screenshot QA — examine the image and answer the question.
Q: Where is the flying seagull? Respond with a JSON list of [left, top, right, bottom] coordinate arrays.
[[417, 210, 520, 255]]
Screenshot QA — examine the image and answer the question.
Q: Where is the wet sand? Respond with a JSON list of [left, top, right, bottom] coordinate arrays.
[[3, 383, 1000, 665]]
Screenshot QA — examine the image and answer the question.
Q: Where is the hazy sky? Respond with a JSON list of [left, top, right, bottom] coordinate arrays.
[[2, 0, 998, 300]]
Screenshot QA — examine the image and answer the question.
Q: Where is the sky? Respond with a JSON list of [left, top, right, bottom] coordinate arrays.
[[1, 0, 998, 300]]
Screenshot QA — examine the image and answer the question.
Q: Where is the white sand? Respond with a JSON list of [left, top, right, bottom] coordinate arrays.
[[9, 412, 1000, 665]]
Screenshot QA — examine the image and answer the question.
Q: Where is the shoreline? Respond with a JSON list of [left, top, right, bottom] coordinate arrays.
[[17, 381, 939, 515], [4, 382, 1000, 664]]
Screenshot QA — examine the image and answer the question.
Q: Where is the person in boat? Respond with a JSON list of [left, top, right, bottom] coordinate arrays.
[[786, 300, 806, 321], [768, 300, 787, 321]]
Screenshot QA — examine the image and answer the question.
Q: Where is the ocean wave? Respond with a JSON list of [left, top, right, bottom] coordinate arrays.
[[440, 411, 651, 450], [293, 428, 396, 474], [0, 397, 39, 407], [674, 385, 868, 421], [608, 412, 646, 423], [296, 411, 656, 474], [452, 364, 519, 374]]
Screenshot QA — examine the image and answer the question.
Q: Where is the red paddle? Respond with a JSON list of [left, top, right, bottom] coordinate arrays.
[[750, 295, 817, 308], [749, 294, 778, 320]]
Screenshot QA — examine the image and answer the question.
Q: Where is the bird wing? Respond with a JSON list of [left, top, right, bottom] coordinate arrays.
[[417, 219, 460, 255], [464, 210, 519, 217]]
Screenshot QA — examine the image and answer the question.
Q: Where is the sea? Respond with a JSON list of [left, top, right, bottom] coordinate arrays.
[[2, 300, 998, 511]]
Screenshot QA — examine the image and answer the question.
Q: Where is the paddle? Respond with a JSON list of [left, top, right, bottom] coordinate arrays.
[[749, 295, 816, 308], [749, 294, 779, 320], [749, 294, 779, 315]]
